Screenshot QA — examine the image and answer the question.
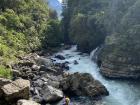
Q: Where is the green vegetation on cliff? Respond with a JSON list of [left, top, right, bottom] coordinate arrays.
[[62, 0, 140, 78], [0, 0, 62, 78], [62, 0, 108, 53]]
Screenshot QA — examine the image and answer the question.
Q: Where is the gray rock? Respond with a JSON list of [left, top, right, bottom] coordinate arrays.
[[32, 95, 43, 103], [55, 55, 65, 60], [74, 60, 78, 65], [18, 61, 34, 67], [39, 66, 57, 73], [0, 78, 12, 97], [32, 65, 40, 71], [60, 72, 109, 97], [17, 99, 40, 105], [13, 70, 22, 77], [2, 79, 30, 101], [41, 85, 63, 102], [36, 57, 53, 67]]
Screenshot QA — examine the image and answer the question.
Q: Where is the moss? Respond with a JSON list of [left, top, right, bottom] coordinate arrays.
[[0, 65, 12, 79]]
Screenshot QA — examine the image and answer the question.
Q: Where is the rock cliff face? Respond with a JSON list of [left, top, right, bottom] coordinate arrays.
[[98, 0, 140, 79]]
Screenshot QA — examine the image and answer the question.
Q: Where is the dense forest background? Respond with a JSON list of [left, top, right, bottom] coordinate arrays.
[[0, 0, 64, 77], [62, 0, 140, 54]]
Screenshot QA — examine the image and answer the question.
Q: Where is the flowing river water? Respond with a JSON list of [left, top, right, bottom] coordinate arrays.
[[53, 46, 140, 105]]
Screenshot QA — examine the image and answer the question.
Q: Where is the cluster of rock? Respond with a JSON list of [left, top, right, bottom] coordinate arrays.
[[0, 53, 109, 105], [0, 78, 39, 105]]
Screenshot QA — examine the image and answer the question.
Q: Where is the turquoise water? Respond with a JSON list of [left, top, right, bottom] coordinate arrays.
[[54, 46, 140, 105]]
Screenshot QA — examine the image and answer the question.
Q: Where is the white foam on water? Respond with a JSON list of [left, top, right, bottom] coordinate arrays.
[[53, 46, 140, 105]]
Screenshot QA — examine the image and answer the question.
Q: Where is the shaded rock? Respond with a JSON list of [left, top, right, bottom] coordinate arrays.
[[60, 72, 109, 97], [33, 79, 44, 87], [41, 85, 63, 102], [32, 95, 43, 103], [0, 78, 12, 87], [74, 60, 78, 65], [17, 99, 40, 105], [13, 70, 22, 77], [55, 55, 65, 60], [2, 79, 30, 101], [55, 62, 69, 70], [18, 61, 34, 67], [0, 78, 12, 97], [39, 66, 57, 74]]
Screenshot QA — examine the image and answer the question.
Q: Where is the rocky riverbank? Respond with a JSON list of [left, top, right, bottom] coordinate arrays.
[[0, 46, 109, 105]]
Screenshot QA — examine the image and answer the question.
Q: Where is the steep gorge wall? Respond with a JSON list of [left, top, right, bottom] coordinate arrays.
[[63, 0, 140, 79], [99, 0, 140, 79]]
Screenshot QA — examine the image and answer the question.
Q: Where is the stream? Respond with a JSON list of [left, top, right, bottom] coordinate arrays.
[[53, 46, 140, 105]]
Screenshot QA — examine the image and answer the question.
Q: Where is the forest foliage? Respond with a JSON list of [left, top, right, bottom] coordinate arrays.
[[62, 0, 140, 57], [0, 0, 62, 78], [62, 0, 108, 53]]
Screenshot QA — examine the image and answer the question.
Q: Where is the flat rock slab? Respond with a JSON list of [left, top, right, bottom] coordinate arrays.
[[2, 79, 30, 101], [17, 99, 40, 105]]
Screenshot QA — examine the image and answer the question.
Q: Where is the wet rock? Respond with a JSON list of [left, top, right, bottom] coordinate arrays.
[[64, 45, 71, 50], [2, 79, 30, 101], [74, 60, 78, 65], [17, 99, 40, 105], [60, 72, 109, 97], [41, 85, 63, 102], [55, 55, 65, 60], [61, 63, 69, 70], [55, 62, 69, 70]]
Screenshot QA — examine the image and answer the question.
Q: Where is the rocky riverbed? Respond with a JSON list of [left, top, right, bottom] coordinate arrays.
[[0, 46, 109, 105]]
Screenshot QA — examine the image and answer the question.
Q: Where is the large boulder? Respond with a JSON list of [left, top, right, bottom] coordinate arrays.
[[17, 99, 40, 105], [0, 78, 12, 97], [2, 79, 30, 101], [40, 85, 63, 102], [60, 72, 109, 97], [35, 57, 53, 67]]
